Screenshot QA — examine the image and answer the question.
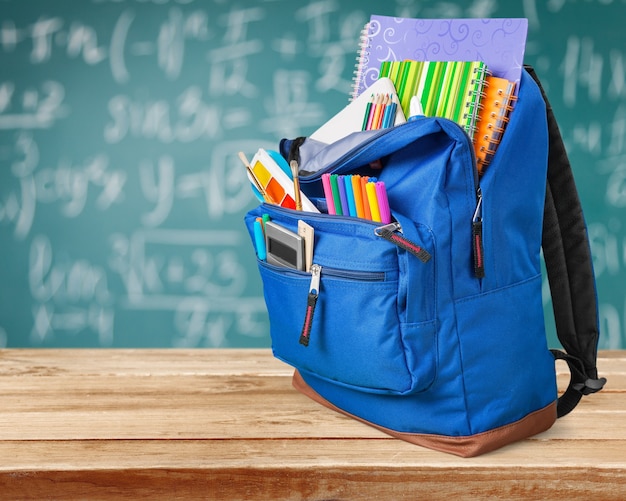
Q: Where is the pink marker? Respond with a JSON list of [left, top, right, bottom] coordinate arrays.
[[376, 181, 391, 224], [322, 173, 336, 215]]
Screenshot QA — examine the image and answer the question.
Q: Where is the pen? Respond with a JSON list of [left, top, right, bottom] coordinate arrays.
[[290, 160, 303, 211]]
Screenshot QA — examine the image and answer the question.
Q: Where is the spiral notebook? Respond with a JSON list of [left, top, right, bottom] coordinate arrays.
[[352, 16, 528, 101], [379, 59, 488, 139], [473, 75, 517, 175]]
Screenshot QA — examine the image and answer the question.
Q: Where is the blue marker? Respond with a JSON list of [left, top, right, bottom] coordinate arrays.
[[337, 175, 350, 216], [344, 175, 357, 217], [254, 220, 266, 260]]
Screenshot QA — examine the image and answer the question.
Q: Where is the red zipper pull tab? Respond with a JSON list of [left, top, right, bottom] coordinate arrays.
[[375, 222, 431, 263], [299, 264, 321, 347], [472, 189, 485, 278]]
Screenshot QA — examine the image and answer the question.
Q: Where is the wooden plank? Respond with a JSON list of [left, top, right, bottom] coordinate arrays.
[[0, 351, 623, 441], [0, 398, 622, 441], [0, 438, 623, 470], [0, 349, 292, 377], [0, 371, 623, 441], [0, 349, 621, 377], [0, 349, 623, 500], [0, 439, 624, 500]]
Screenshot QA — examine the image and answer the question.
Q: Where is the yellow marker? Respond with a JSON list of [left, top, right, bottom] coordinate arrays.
[[366, 181, 381, 222]]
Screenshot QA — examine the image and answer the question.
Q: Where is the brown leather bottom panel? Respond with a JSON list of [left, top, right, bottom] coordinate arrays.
[[293, 370, 557, 457]]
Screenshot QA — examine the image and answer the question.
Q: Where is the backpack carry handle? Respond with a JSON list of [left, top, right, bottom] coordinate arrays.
[[525, 66, 606, 417]]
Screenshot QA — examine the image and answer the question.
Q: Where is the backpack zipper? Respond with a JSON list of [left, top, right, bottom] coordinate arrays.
[[472, 188, 485, 278], [298, 263, 387, 347], [374, 222, 431, 263], [299, 264, 321, 347], [443, 119, 485, 279]]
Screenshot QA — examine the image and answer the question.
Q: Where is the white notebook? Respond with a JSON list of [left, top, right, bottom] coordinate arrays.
[[311, 78, 406, 144]]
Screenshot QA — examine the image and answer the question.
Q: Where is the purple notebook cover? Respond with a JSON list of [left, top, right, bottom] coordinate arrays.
[[353, 16, 528, 99]]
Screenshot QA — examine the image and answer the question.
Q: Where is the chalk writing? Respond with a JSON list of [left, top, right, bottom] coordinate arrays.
[[0, 134, 126, 239], [0, 0, 624, 350], [0, 81, 67, 129], [28, 234, 115, 345], [104, 86, 223, 143]]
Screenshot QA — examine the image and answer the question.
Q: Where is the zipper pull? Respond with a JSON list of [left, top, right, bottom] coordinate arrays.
[[472, 189, 485, 278], [375, 222, 431, 263], [299, 264, 321, 347]]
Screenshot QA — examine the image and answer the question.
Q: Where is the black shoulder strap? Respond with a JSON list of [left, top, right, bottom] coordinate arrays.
[[525, 66, 606, 418]]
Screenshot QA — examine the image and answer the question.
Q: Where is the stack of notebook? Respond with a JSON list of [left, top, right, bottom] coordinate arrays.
[[350, 15, 528, 174]]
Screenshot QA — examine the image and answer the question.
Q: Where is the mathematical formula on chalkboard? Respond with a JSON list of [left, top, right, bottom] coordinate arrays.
[[1, 0, 625, 349]]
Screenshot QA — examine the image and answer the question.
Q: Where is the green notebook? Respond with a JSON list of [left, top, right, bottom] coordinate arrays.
[[379, 59, 488, 140]]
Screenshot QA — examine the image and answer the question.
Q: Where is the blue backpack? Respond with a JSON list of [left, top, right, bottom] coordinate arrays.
[[244, 67, 606, 457]]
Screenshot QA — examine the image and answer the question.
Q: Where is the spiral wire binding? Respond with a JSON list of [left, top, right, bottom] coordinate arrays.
[[351, 22, 372, 102], [463, 65, 491, 139], [474, 75, 518, 174]]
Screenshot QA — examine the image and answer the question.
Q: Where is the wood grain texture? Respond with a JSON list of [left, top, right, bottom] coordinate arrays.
[[0, 349, 624, 500]]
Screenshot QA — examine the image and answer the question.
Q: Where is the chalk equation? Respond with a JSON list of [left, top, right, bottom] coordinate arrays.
[[25, 230, 267, 347], [1, 0, 625, 350]]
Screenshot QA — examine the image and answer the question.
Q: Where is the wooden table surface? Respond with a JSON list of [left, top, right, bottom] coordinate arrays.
[[0, 349, 624, 500]]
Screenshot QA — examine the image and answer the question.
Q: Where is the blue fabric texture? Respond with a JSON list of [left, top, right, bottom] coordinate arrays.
[[244, 69, 558, 441]]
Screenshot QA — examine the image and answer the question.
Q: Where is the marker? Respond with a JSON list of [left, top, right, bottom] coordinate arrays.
[[366, 181, 381, 222], [329, 174, 343, 216], [383, 97, 397, 128], [344, 175, 357, 217], [262, 213, 271, 229], [360, 176, 372, 220], [376, 181, 391, 224], [337, 175, 350, 216], [254, 219, 266, 260], [351, 175, 365, 218], [321, 173, 336, 215]]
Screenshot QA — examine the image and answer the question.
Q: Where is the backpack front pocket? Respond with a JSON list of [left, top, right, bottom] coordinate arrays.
[[246, 205, 438, 395]]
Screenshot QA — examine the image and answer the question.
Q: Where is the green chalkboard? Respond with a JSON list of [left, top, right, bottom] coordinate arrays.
[[1, 0, 624, 349]]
